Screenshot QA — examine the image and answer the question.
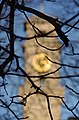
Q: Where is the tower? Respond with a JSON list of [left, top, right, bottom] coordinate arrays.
[[19, 15, 64, 120]]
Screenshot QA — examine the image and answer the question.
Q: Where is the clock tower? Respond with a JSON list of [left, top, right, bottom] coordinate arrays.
[[19, 15, 64, 120]]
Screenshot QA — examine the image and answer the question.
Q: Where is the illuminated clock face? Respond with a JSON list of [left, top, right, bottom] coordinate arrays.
[[32, 53, 52, 73]]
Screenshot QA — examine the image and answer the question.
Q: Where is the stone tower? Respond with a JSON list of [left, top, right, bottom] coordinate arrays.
[[19, 16, 64, 120]]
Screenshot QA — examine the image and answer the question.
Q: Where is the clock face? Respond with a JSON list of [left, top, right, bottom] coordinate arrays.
[[32, 53, 52, 73]]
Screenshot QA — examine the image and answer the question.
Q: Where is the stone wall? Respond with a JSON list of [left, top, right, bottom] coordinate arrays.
[[19, 16, 64, 120]]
